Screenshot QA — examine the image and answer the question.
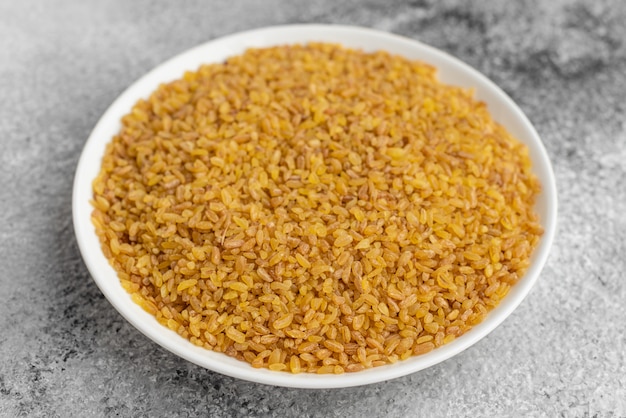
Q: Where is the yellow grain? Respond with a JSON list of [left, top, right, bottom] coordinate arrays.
[[92, 43, 542, 375]]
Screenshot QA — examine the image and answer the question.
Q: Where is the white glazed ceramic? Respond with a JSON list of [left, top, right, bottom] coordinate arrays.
[[73, 24, 558, 389]]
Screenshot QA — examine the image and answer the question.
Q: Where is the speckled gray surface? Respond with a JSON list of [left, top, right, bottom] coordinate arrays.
[[1, 0, 625, 416]]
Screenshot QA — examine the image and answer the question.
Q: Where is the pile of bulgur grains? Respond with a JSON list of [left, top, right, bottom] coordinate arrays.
[[91, 43, 543, 374]]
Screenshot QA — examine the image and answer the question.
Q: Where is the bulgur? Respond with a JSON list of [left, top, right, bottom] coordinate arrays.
[[91, 43, 543, 373]]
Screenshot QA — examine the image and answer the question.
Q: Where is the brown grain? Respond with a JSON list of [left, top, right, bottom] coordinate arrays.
[[92, 43, 543, 374]]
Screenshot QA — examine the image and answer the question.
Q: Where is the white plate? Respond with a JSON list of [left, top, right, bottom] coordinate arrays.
[[73, 24, 557, 388]]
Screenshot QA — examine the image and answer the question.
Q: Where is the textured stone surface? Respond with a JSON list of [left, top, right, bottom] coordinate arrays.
[[1, 0, 625, 416]]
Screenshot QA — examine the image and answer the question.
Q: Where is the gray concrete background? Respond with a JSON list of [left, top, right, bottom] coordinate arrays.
[[1, 0, 625, 416]]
